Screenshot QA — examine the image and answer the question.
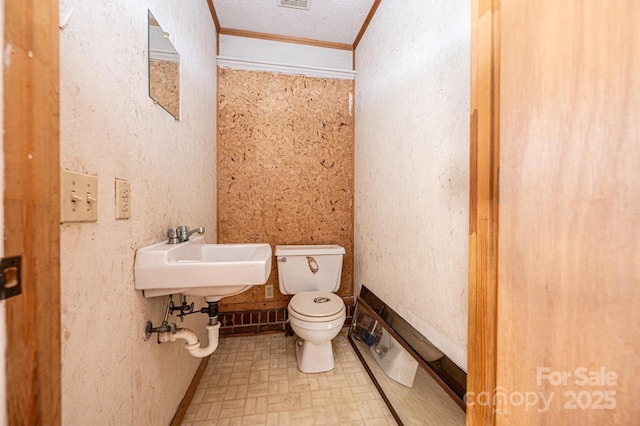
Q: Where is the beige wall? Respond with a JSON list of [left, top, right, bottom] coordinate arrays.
[[59, 0, 217, 424], [354, 0, 470, 369]]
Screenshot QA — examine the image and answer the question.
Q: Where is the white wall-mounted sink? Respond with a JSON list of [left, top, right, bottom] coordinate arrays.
[[134, 236, 272, 301]]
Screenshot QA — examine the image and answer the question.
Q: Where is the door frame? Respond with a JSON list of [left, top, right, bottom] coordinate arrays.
[[4, 0, 61, 423], [468, 0, 500, 424], [3, 1, 499, 423]]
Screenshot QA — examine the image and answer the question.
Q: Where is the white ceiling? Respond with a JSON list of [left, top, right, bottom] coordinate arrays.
[[213, 0, 376, 46]]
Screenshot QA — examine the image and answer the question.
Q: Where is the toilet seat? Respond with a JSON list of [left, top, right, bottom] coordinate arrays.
[[288, 291, 345, 322]]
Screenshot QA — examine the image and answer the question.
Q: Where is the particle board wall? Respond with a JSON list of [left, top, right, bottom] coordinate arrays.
[[149, 59, 180, 118], [217, 67, 354, 311]]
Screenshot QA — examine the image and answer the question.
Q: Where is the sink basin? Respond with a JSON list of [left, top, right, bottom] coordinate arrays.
[[134, 236, 272, 301]]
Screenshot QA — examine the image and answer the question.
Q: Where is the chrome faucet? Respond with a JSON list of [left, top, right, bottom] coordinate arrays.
[[167, 225, 205, 244]]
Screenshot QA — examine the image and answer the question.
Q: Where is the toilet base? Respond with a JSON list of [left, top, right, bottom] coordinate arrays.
[[295, 338, 335, 373]]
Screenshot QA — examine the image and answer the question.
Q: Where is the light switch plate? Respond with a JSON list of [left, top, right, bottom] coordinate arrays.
[[60, 169, 98, 223], [115, 178, 131, 219]]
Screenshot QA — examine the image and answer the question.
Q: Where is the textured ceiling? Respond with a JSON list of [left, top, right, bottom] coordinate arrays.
[[213, 0, 376, 45]]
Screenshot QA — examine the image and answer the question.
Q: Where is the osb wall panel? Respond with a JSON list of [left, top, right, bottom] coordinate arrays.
[[217, 67, 354, 311], [149, 59, 180, 118]]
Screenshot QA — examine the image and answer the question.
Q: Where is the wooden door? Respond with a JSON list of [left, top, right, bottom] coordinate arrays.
[[470, 1, 639, 424], [495, 1, 639, 424], [3, 0, 61, 424]]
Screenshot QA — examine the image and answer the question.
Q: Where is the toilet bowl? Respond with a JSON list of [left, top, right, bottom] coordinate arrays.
[[288, 291, 346, 373], [275, 245, 346, 373]]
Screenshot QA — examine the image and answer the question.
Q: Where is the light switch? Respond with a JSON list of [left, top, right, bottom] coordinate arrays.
[[60, 169, 98, 223], [115, 178, 131, 219]]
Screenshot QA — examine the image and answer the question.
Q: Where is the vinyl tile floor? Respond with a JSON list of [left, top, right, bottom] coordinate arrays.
[[181, 329, 397, 425]]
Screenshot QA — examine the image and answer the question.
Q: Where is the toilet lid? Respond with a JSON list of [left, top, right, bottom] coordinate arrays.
[[289, 291, 345, 319]]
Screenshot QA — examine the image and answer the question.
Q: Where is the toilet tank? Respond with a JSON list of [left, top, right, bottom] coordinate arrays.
[[275, 245, 346, 295]]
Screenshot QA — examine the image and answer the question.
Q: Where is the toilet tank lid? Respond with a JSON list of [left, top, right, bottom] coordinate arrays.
[[275, 245, 345, 256]]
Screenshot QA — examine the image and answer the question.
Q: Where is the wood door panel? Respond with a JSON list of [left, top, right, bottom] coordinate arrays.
[[496, 1, 639, 424], [4, 0, 61, 424]]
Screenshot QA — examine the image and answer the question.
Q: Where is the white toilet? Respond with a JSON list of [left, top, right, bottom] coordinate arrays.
[[275, 244, 346, 373]]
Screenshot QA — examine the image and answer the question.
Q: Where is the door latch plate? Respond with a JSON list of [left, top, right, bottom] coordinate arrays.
[[0, 256, 22, 300]]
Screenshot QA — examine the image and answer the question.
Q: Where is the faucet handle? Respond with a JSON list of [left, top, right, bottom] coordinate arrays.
[[167, 227, 179, 244]]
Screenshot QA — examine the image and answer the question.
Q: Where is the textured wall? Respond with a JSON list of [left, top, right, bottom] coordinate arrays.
[[217, 68, 354, 310], [354, 0, 470, 368], [59, 0, 217, 424]]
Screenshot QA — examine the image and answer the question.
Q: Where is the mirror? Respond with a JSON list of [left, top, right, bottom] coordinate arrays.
[[148, 11, 180, 120], [349, 291, 466, 425]]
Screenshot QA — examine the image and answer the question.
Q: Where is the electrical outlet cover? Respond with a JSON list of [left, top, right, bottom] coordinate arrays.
[[265, 284, 274, 299], [115, 178, 131, 219]]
